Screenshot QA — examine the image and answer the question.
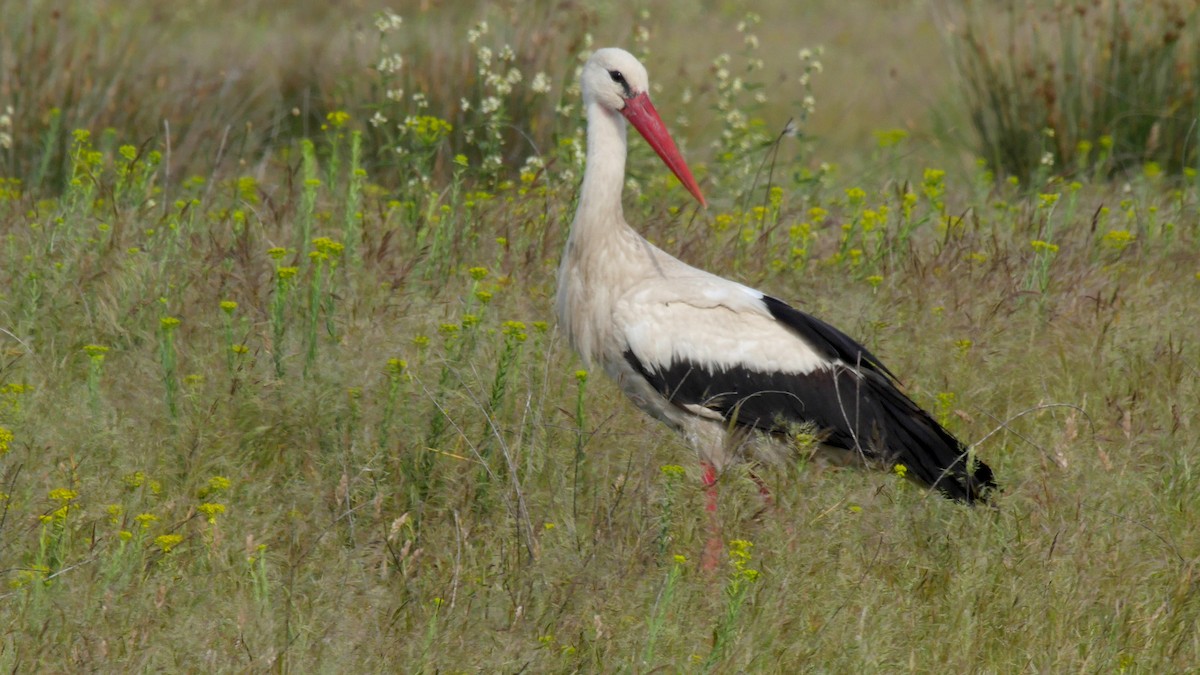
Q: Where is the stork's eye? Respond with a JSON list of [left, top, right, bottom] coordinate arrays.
[[608, 70, 632, 98]]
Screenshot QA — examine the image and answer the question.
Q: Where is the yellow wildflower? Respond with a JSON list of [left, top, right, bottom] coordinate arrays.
[[49, 488, 78, 503], [660, 464, 686, 478], [134, 512, 159, 529], [154, 533, 184, 553], [82, 344, 109, 359], [198, 502, 226, 524]]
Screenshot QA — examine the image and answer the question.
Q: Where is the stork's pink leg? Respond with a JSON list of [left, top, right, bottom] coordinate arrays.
[[700, 461, 722, 571], [702, 461, 719, 513]]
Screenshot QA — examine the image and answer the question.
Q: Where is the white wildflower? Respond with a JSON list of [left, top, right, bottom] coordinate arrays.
[[370, 111, 388, 127], [467, 20, 489, 45], [477, 46, 493, 68], [802, 95, 816, 114], [386, 88, 404, 101], [798, 48, 812, 61], [531, 72, 551, 94], [374, 9, 403, 33], [481, 96, 501, 115], [745, 34, 759, 50], [376, 54, 404, 74], [461, 98, 471, 112], [500, 45, 515, 62], [489, 72, 513, 96]]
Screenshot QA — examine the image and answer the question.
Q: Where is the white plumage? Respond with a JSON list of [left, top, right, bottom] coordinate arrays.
[[556, 48, 994, 503]]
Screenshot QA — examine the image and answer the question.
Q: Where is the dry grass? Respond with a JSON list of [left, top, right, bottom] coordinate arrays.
[[1, 0, 1199, 672]]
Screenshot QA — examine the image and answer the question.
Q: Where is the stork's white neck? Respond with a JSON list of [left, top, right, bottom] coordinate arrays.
[[573, 100, 628, 232]]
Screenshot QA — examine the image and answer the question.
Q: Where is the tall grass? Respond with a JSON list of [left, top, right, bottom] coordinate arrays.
[[952, 0, 1200, 183], [0, 0, 1198, 672]]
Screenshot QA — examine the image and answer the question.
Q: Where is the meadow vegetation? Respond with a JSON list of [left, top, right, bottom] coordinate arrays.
[[1, 0, 1199, 671]]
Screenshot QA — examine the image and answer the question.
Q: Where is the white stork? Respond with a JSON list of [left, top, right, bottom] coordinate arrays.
[[555, 48, 995, 514]]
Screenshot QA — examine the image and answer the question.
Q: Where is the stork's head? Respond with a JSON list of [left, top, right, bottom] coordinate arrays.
[[582, 48, 706, 207]]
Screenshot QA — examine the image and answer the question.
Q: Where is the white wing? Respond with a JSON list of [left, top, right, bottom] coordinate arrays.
[[614, 275, 829, 376]]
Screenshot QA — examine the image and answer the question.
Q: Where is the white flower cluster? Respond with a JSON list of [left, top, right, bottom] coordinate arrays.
[[797, 47, 825, 87], [377, 54, 404, 75], [531, 72, 552, 95], [374, 9, 402, 33], [467, 20, 489, 45]]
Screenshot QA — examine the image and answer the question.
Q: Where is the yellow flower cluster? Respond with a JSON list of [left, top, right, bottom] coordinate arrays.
[[198, 502, 226, 524], [659, 464, 686, 478], [154, 533, 184, 553], [83, 344, 109, 360], [728, 539, 759, 582], [406, 115, 453, 145], [501, 320, 527, 342], [1101, 230, 1135, 251], [312, 237, 344, 261]]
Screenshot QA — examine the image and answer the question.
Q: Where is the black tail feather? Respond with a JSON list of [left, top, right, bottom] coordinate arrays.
[[873, 381, 995, 503]]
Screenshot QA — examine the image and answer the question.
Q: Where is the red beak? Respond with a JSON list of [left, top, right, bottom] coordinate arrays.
[[620, 92, 706, 207]]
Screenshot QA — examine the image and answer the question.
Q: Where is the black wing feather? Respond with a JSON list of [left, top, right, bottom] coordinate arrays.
[[624, 296, 995, 503]]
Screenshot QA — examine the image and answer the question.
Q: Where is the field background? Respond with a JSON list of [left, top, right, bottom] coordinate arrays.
[[2, 0, 1199, 671]]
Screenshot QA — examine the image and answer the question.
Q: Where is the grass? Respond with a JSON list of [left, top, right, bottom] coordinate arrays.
[[951, 0, 1200, 183], [1, 0, 1200, 671]]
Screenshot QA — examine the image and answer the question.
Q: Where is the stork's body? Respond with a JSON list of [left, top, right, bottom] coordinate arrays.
[[557, 48, 994, 504]]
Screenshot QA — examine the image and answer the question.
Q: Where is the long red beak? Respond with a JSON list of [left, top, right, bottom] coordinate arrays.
[[620, 92, 707, 207]]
